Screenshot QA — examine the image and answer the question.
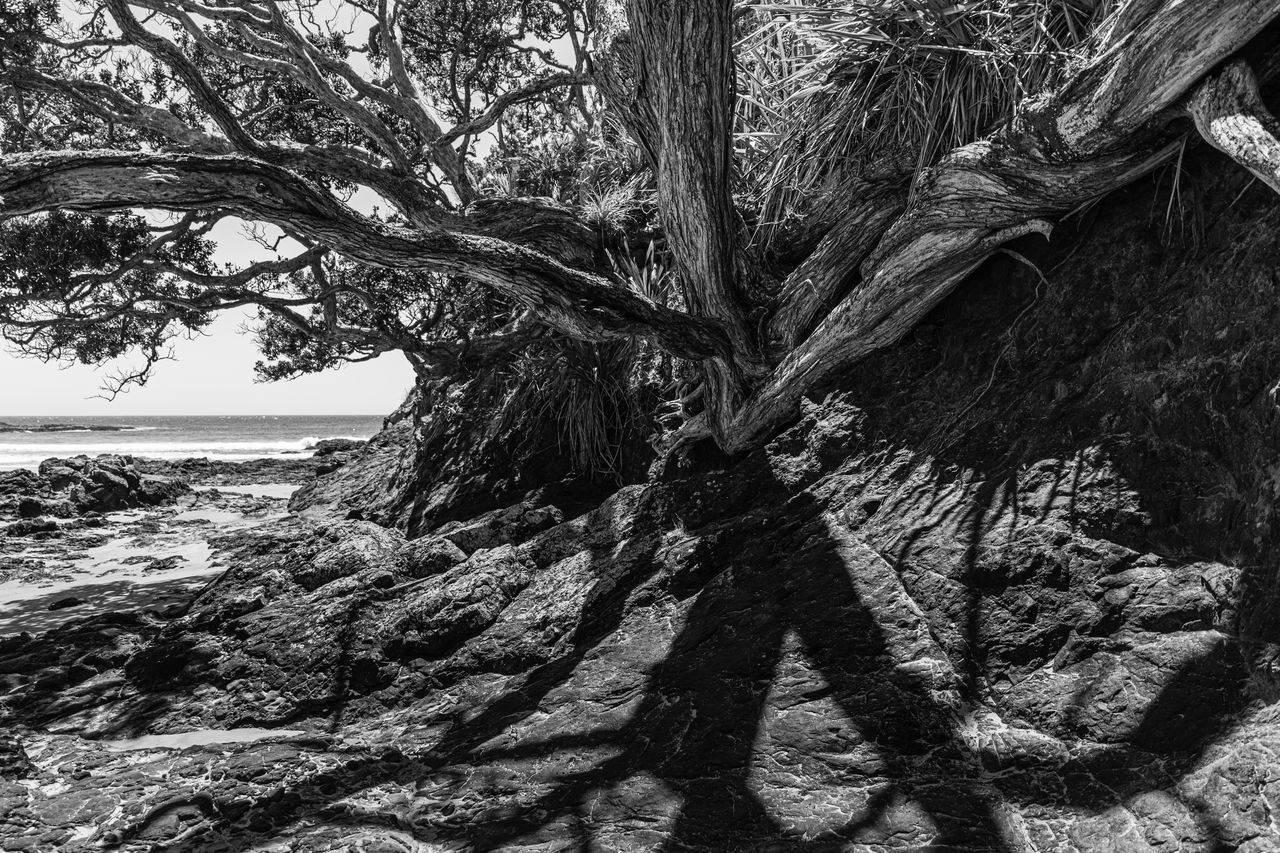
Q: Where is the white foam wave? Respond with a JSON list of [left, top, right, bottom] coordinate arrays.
[[0, 434, 368, 470]]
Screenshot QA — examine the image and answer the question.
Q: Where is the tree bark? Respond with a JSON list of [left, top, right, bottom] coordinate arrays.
[[1187, 60, 1280, 195], [595, 0, 761, 445], [765, 183, 907, 353], [723, 0, 1280, 453], [0, 152, 732, 362]]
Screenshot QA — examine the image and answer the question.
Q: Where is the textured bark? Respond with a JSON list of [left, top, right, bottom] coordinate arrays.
[[596, 0, 760, 445], [0, 152, 731, 362], [1187, 60, 1280, 194], [622, 0, 746, 341], [459, 197, 602, 271], [765, 184, 908, 353], [722, 0, 1280, 452]]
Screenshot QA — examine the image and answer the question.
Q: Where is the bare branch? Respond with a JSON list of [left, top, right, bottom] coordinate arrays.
[[435, 72, 593, 146]]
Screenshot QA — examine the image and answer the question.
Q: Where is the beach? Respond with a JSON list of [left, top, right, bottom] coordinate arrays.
[[0, 451, 356, 640]]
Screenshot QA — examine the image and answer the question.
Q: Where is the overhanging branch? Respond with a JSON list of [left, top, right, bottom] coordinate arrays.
[[1187, 59, 1280, 195], [0, 151, 733, 362]]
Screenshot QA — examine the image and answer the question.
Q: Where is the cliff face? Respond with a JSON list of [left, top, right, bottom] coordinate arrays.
[[5, 146, 1280, 851]]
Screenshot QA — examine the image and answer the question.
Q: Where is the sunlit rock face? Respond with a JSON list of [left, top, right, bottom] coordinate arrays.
[[4, 150, 1280, 852]]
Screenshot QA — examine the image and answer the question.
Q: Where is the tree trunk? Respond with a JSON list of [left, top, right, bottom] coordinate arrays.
[[717, 0, 1280, 452]]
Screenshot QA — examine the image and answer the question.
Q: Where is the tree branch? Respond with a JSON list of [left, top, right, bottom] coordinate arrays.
[[1187, 59, 1280, 196], [435, 72, 592, 145], [726, 0, 1280, 452], [104, 0, 264, 155], [0, 151, 732, 362]]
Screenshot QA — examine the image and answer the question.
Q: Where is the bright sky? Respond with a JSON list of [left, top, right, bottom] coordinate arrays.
[[0, 219, 416, 417], [0, 314, 416, 416]]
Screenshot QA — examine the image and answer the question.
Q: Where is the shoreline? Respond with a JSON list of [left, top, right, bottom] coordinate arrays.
[[0, 448, 364, 638]]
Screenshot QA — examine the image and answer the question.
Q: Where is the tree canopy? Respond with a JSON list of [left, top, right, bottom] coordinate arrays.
[[2, 0, 1279, 456]]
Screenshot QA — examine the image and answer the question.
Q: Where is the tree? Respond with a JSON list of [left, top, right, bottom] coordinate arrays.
[[1, 0, 1278, 454]]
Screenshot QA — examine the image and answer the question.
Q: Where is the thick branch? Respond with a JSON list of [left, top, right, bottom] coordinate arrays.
[[727, 0, 1280, 452], [0, 151, 731, 362], [3, 64, 445, 224], [766, 183, 907, 353], [1187, 59, 1280, 195]]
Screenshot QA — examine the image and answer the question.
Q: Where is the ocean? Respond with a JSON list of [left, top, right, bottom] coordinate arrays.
[[0, 414, 385, 470]]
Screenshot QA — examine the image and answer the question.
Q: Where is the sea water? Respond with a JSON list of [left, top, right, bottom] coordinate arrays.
[[0, 414, 384, 470]]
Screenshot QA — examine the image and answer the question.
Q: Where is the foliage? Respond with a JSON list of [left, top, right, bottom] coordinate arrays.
[[736, 0, 1116, 246], [0, 211, 215, 387]]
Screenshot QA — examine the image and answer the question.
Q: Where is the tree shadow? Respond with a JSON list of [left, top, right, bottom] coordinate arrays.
[[438, 497, 1008, 852], [0, 575, 211, 636], [137, 455, 1244, 852], [102, 139, 1280, 851]]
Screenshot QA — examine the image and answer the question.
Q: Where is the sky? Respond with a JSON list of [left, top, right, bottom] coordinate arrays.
[[0, 312, 416, 417], [1, 218, 416, 417]]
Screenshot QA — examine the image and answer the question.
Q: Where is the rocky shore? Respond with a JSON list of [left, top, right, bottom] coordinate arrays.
[[2, 395, 1277, 852], [4, 152, 1280, 851], [0, 442, 372, 633]]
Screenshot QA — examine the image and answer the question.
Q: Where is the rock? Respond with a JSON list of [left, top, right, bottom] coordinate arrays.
[[138, 456, 318, 487], [0, 422, 133, 433], [14, 497, 43, 519], [36, 460, 82, 491], [0, 455, 192, 521], [47, 598, 86, 612], [5, 517, 58, 537], [0, 469, 42, 498], [314, 459, 346, 477], [289, 417, 416, 526], [134, 475, 189, 506], [0, 736, 33, 779], [311, 438, 364, 456], [288, 521, 407, 591], [435, 499, 565, 554], [399, 537, 467, 578]]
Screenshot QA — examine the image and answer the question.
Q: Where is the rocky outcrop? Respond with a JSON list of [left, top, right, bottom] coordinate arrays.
[[310, 438, 365, 456], [137, 455, 321, 486], [0, 455, 190, 524], [4, 144, 1280, 852], [0, 422, 133, 433], [288, 415, 417, 523]]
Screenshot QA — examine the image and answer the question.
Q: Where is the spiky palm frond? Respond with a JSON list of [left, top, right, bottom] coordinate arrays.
[[582, 176, 652, 235], [612, 240, 676, 307]]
